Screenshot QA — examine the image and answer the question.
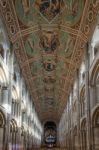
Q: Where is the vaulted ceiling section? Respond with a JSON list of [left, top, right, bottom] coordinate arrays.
[[0, 0, 99, 123]]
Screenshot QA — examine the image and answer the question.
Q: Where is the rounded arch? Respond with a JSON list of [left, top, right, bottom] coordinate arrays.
[[0, 110, 6, 150], [92, 107, 99, 149], [80, 85, 85, 98], [44, 121, 56, 128], [90, 60, 99, 106], [73, 125, 77, 136], [10, 119, 17, 132], [90, 60, 99, 85], [73, 101, 77, 112], [73, 125, 78, 150], [21, 126, 25, 136], [92, 106, 99, 127], [43, 119, 57, 127], [10, 119, 18, 150], [81, 118, 87, 150], [0, 110, 6, 127], [44, 121, 57, 147], [12, 86, 19, 100], [81, 118, 86, 130]]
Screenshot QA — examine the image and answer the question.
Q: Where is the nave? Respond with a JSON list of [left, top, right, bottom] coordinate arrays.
[[0, 0, 99, 150]]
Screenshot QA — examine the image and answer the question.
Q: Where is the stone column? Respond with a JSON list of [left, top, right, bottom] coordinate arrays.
[[14, 101, 16, 116], [67, 99, 70, 150], [16, 102, 19, 117], [77, 69, 81, 150], [4, 51, 14, 150], [14, 101, 16, 117], [0, 85, 2, 104], [71, 88, 74, 150], [85, 43, 92, 150], [4, 114, 11, 150]]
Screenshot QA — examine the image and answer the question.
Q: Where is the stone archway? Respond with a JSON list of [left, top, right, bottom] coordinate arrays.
[[73, 126, 77, 150], [81, 118, 87, 150], [0, 110, 6, 150], [92, 107, 99, 150], [44, 121, 57, 148], [21, 126, 26, 150], [90, 60, 99, 107], [10, 119, 18, 150]]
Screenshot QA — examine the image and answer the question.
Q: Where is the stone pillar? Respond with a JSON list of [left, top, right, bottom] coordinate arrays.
[[13, 102, 16, 116], [0, 126, 4, 150], [11, 100, 14, 116], [90, 84, 96, 109], [71, 88, 74, 150], [77, 69, 81, 150], [16, 102, 18, 117], [4, 114, 11, 150], [67, 99, 70, 150], [0, 85, 2, 104], [85, 43, 92, 150], [4, 50, 14, 149]]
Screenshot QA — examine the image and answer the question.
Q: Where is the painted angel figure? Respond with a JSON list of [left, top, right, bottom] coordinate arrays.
[[21, 0, 30, 15], [71, 0, 79, 17]]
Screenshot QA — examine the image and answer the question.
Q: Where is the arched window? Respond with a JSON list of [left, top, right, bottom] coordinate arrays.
[[80, 87, 85, 117], [90, 61, 99, 107], [81, 118, 87, 150], [0, 110, 6, 150], [21, 126, 26, 150], [96, 73, 99, 103], [10, 119, 18, 150], [73, 126, 77, 150], [73, 102, 77, 124]]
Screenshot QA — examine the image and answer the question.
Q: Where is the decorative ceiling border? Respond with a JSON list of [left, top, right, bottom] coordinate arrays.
[[58, 0, 99, 119]]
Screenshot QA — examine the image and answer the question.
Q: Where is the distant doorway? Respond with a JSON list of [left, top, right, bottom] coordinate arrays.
[[44, 121, 57, 148]]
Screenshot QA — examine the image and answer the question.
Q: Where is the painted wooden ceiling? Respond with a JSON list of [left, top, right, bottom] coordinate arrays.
[[0, 0, 99, 123]]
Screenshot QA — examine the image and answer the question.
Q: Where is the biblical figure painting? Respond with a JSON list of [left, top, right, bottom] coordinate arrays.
[[35, 0, 64, 21], [39, 31, 60, 53], [16, 0, 84, 25], [21, 0, 30, 15]]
